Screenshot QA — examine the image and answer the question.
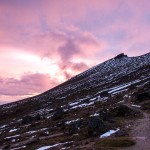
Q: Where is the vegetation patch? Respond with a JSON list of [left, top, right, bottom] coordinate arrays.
[[95, 137, 136, 148]]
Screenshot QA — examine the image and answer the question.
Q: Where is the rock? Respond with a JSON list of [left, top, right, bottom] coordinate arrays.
[[22, 115, 33, 124], [34, 114, 41, 121], [69, 120, 81, 135], [114, 53, 127, 59], [52, 108, 64, 120], [136, 92, 150, 102], [22, 115, 41, 124], [57, 120, 66, 130], [99, 110, 112, 121], [88, 116, 107, 136], [100, 91, 109, 97], [113, 105, 139, 117]]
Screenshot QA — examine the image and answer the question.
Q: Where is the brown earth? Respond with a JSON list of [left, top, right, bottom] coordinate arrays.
[[120, 104, 150, 150]]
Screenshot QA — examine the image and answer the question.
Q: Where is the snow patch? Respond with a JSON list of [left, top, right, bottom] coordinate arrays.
[[0, 125, 7, 129], [26, 128, 48, 134], [36, 141, 73, 150], [100, 128, 120, 138], [61, 147, 70, 150], [71, 102, 94, 109], [12, 139, 16, 142], [26, 130, 37, 134], [69, 102, 79, 106], [9, 129, 18, 132], [66, 119, 81, 125], [90, 113, 99, 117], [5, 134, 20, 139], [131, 104, 141, 108]]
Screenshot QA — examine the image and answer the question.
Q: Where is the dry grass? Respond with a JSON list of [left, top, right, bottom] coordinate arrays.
[[95, 137, 136, 148]]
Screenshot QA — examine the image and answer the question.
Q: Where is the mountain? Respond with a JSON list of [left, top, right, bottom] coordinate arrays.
[[0, 53, 150, 150]]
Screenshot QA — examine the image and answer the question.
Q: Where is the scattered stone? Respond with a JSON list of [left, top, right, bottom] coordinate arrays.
[[69, 120, 81, 135], [52, 108, 64, 120], [136, 92, 150, 102], [22, 115, 41, 124], [22, 115, 33, 124], [99, 110, 112, 121], [113, 105, 140, 117], [100, 91, 109, 97], [57, 120, 66, 130], [88, 116, 107, 136]]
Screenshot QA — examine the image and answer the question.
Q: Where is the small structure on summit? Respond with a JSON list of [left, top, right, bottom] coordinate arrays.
[[114, 53, 128, 59]]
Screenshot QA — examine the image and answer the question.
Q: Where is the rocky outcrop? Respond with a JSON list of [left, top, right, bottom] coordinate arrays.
[[114, 53, 127, 59]]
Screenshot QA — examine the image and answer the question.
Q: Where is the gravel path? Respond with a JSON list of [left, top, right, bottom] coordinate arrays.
[[121, 105, 150, 150]]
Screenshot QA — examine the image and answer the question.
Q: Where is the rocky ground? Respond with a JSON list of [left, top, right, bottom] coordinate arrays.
[[0, 82, 149, 150]]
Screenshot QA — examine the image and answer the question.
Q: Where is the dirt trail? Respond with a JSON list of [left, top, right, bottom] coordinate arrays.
[[121, 105, 150, 150]]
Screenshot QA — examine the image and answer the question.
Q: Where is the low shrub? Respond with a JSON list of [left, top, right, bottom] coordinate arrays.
[[95, 137, 135, 148]]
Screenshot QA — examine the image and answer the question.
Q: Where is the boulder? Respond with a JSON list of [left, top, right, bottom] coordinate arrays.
[[52, 108, 64, 120], [57, 120, 66, 130], [34, 114, 41, 121], [136, 92, 150, 102], [22, 115, 41, 124], [100, 91, 109, 97], [88, 116, 107, 136], [113, 105, 139, 117], [22, 115, 33, 124], [69, 120, 81, 135], [99, 110, 112, 121]]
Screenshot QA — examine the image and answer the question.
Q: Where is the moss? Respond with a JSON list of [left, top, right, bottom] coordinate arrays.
[[95, 137, 136, 148]]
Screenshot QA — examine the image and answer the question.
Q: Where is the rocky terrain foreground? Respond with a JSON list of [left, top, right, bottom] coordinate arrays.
[[0, 53, 150, 150]]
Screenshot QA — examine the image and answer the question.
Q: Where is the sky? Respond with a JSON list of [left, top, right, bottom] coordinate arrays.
[[0, 0, 150, 104]]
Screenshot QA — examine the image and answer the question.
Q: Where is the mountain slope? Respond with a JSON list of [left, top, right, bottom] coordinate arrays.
[[0, 53, 150, 150]]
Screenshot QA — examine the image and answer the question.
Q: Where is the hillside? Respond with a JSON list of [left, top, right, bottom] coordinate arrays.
[[0, 53, 150, 150]]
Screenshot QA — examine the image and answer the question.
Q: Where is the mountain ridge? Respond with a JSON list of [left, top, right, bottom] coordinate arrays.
[[0, 52, 150, 150], [1, 52, 149, 107]]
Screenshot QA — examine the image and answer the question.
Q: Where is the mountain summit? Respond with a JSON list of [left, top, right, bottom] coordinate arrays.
[[114, 53, 128, 59], [0, 52, 150, 150]]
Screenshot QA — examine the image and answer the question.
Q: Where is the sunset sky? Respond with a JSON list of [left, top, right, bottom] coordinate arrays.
[[0, 0, 150, 104]]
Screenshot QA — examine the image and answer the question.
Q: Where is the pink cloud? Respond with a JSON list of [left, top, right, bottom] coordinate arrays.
[[0, 73, 58, 96], [58, 61, 89, 80], [1, 0, 149, 59], [0, 0, 150, 104]]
